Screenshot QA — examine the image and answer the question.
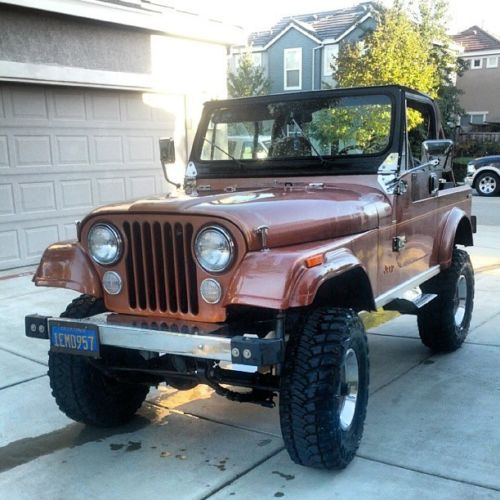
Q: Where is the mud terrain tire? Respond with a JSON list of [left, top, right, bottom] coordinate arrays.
[[418, 249, 474, 352], [49, 295, 149, 427], [280, 307, 369, 470]]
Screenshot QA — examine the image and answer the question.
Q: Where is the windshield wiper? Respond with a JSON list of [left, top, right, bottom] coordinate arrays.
[[291, 118, 338, 168], [203, 137, 245, 168]]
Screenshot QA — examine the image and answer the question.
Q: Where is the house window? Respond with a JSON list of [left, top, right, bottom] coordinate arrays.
[[471, 58, 482, 69], [486, 56, 498, 68], [284, 48, 302, 90], [323, 44, 339, 76], [468, 112, 487, 124]]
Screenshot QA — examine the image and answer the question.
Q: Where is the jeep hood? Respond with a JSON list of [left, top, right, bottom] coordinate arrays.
[[87, 186, 390, 251]]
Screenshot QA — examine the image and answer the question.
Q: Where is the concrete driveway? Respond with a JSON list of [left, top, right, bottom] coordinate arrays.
[[0, 224, 499, 499]]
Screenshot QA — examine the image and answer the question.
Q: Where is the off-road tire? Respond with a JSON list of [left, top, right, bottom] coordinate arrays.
[[48, 295, 149, 427], [475, 171, 499, 197], [60, 294, 106, 318], [279, 307, 369, 470], [417, 249, 474, 352]]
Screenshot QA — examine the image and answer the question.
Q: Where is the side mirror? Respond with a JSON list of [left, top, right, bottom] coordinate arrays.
[[158, 138, 180, 189], [159, 137, 176, 164], [422, 139, 453, 171]]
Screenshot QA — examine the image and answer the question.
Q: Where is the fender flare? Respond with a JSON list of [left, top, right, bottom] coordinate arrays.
[[33, 241, 102, 297], [431, 207, 473, 269], [289, 248, 375, 310], [227, 246, 375, 310]]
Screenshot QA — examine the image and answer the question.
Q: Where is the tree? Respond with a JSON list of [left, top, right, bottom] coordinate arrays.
[[227, 49, 271, 98], [333, 0, 464, 134]]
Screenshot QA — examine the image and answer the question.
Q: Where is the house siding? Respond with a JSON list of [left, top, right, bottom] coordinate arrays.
[[267, 29, 318, 93], [457, 54, 500, 124]]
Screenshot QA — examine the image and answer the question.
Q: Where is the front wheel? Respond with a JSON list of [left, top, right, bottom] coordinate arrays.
[[475, 171, 499, 196], [279, 307, 369, 470], [417, 249, 474, 352], [49, 294, 149, 427]]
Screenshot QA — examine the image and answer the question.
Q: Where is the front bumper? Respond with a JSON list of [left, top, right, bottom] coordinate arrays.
[[25, 314, 283, 367], [465, 175, 474, 187]]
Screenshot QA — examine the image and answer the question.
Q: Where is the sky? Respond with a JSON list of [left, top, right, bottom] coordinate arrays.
[[173, 0, 500, 36]]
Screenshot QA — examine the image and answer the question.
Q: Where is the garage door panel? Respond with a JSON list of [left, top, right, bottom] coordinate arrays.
[[0, 84, 179, 269], [52, 91, 87, 120], [24, 225, 60, 258], [128, 176, 156, 198], [14, 135, 52, 167], [60, 179, 93, 210], [0, 136, 9, 167], [90, 93, 121, 121], [126, 136, 155, 162], [96, 177, 126, 204], [10, 87, 49, 120], [0, 185, 15, 215], [19, 181, 57, 213], [56, 136, 90, 164], [94, 136, 123, 163], [0, 229, 21, 266], [124, 94, 153, 121]]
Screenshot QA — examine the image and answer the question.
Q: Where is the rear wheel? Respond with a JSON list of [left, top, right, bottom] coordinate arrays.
[[475, 171, 499, 196], [417, 249, 474, 352], [48, 295, 149, 427], [279, 307, 369, 469]]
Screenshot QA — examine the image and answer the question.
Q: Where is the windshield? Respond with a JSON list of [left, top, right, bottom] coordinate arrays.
[[199, 94, 393, 166]]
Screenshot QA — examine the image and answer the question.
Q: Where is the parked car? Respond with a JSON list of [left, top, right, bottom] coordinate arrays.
[[466, 155, 500, 196], [26, 85, 475, 471]]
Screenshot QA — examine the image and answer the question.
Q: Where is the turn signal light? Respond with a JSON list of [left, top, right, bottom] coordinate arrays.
[[305, 254, 325, 268]]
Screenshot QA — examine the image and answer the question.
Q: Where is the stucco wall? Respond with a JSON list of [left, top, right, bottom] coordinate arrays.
[[0, 5, 152, 74], [456, 56, 500, 123]]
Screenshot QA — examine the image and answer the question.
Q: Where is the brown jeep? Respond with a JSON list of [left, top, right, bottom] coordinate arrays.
[[26, 85, 475, 470]]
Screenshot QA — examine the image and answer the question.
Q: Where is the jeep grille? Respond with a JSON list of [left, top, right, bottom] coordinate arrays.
[[122, 220, 199, 315]]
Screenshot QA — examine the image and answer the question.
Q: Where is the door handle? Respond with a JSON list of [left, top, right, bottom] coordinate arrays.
[[429, 173, 439, 195]]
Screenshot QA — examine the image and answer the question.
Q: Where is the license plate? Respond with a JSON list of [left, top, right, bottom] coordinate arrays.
[[49, 321, 100, 357]]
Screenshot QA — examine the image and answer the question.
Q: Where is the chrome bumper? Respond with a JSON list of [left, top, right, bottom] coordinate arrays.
[[25, 314, 283, 366]]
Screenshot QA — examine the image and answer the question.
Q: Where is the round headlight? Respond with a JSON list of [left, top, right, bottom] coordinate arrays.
[[88, 223, 122, 265], [194, 226, 234, 273]]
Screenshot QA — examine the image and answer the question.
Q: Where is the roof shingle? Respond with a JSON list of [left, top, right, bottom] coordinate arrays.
[[452, 25, 500, 52], [247, 2, 374, 47]]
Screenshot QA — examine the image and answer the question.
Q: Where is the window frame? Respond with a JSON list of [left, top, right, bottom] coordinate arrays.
[[471, 58, 483, 69], [283, 47, 302, 91], [322, 44, 339, 77], [486, 56, 498, 68], [468, 112, 488, 124]]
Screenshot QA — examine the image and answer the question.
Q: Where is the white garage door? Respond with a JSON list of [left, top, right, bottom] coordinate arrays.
[[0, 84, 177, 270]]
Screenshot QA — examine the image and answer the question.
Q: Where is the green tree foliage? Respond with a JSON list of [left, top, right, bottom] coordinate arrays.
[[333, 0, 464, 134], [227, 49, 271, 98]]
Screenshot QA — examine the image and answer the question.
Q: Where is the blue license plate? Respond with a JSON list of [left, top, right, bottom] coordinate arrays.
[[49, 321, 100, 357]]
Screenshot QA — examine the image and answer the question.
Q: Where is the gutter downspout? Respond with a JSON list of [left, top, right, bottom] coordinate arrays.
[[312, 45, 322, 90]]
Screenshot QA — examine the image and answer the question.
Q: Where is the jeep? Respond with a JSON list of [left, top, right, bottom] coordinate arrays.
[[26, 85, 475, 470]]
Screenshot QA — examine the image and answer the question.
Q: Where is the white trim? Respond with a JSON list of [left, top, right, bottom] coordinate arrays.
[[0, 0, 244, 46], [470, 57, 483, 69], [486, 56, 498, 68], [461, 48, 500, 57], [375, 266, 441, 309], [264, 23, 321, 50], [467, 111, 489, 124], [283, 47, 302, 91], [0, 60, 153, 90], [322, 44, 339, 77]]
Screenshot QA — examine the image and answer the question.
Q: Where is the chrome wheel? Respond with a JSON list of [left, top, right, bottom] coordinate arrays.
[[477, 174, 497, 195], [339, 348, 359, 430], [454, 274, 468, 326]]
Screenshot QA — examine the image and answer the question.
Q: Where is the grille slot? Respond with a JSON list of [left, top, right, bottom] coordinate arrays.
[[122, 220, 198, 315]]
